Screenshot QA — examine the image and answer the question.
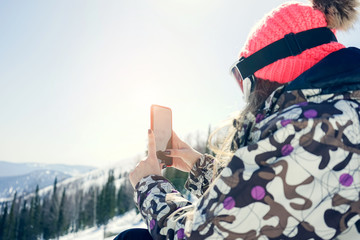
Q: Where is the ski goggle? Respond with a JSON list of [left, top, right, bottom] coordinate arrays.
[[230, 58, 255, 102], [229, 27, 337, 101], [230, 57, 252, 93]]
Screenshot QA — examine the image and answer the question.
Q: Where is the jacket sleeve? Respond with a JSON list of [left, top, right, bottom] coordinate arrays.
[[184, 154, 219, 198], [134, 105, 360, 239]]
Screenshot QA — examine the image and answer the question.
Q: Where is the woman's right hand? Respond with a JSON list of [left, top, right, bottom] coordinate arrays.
[[164, 131, 202, 172]]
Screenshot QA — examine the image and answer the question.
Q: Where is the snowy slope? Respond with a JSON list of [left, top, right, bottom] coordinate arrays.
[[36, 157, 136, 198], [0, 170, 70, 199], [0, 161, 96, 200], [0, 157, 142, 240], [0, 157, 137, 202], [58, 209, 146, 240]]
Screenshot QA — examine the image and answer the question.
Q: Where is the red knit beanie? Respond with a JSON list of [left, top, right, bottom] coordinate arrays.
[[239, 1, 359, 84]]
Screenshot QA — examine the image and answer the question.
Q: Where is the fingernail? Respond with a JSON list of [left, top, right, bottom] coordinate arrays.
[[148, 129, 152, 134], [164, 150, 171, 155]]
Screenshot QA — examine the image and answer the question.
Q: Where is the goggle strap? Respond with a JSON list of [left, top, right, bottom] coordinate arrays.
[[237, 27, 337, 79]]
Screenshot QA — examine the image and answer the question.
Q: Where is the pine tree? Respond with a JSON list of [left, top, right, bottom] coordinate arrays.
[[40, 196, 49, 239], [105, 170, 116, 220], [50, 178, 59, 238], [0, 203, 8, 240], [117, 178, 134, 215], [28, 197, 36, 240], [28, 185, 41, 239], [93, 187, 97, 227], [71, 190, 82, 232], [78, 187, 96, 229], [31, 185, 41, 239], [5, 192, 18, 240], [96, 187, 105, 226], [116, 185, 126, 215], [17, 200, 28, 240], [43, 178, 59, 239], [96, 170, 116, 226], [77, 193, 84, 230], [57, 188, 67, 237]]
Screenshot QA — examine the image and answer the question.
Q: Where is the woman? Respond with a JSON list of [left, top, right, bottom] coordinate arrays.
[[122, 0, 360, 239]]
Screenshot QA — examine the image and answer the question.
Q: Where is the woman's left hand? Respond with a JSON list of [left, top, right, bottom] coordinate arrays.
[[129, 129, 162, 189]]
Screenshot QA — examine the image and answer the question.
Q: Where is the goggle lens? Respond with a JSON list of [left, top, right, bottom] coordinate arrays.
[[230, 59, 255, 103], [230, 64, 244, 93]]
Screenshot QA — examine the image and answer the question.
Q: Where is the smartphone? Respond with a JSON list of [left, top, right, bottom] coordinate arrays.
[[150, 105, 173, 166]]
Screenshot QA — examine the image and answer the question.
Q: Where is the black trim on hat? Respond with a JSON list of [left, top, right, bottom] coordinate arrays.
[[236, 27, 338, 80]]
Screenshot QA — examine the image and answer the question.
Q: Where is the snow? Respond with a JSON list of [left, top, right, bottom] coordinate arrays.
[[0, 158, 135, 203], [0, 161, 98, 200], [58, 209, 147, 240]]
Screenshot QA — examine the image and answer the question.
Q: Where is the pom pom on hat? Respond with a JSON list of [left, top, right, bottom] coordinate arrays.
[[312, 0, 360, 30], [239, 0, 359, 84]]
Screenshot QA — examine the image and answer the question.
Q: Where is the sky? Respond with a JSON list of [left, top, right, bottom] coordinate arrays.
[[0, 0, 359, 168]]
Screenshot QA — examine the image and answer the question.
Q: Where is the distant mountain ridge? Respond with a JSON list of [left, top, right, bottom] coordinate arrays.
[[0, 160, 96, 200], [0, 160, 95, 177]]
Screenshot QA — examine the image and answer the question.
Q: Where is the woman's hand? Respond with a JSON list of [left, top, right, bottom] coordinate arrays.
[[129, 129, 162, 189], [165, 131, 202, 172]]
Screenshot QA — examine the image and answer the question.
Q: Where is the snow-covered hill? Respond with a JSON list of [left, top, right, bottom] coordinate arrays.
[[0, 157, 137, 202], [0, 161, 96, 200], [0, 161, 95, 177], [35, 157, 136, 200], [0, 169, 70, 200], [0, 157, 140, 240]]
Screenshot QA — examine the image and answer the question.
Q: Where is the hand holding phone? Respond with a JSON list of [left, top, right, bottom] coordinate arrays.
[[150, 105, 173, 166], [129, 129, 162, 188]]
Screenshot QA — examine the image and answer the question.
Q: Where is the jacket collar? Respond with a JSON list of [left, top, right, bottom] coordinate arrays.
[[285, 47, 360, 93], [263, 47, 360, 114]]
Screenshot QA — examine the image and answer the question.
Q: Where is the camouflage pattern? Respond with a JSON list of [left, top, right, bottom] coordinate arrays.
[[134, 48, 360, 239]]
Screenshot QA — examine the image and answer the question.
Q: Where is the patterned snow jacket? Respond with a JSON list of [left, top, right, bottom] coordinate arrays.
[[134, 47, 360, 239]]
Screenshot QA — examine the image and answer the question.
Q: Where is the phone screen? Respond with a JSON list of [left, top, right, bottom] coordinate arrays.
[[151, 105, 173, 166]]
